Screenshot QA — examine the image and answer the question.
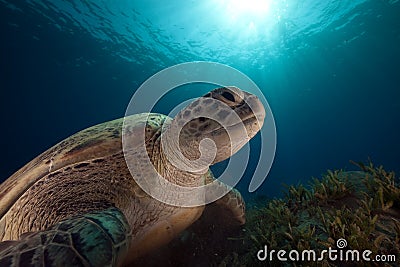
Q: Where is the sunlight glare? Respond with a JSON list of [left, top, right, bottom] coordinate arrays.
[[224, 0, 271, 17], [212, 0, 281, 37]]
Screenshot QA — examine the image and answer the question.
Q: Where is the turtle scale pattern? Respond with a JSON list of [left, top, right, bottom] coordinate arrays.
[[0, 207, 131, 267]]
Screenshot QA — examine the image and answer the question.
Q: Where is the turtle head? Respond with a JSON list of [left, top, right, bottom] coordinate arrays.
[[166, 86, 265, 169]]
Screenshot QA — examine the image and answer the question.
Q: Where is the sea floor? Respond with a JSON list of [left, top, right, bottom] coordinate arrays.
[[134, 162, 400, 267]]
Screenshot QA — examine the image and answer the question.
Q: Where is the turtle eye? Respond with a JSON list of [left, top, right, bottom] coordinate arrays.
[[221, 91, 235, 102]]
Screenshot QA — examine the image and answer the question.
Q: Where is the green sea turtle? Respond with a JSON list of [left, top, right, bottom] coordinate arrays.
[[0, 86, 265, 266]]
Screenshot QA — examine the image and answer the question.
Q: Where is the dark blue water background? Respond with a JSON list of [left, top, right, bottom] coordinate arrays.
[[1, 0, 399, 200]]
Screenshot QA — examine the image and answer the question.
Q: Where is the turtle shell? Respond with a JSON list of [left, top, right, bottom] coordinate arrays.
[[0, 113, 167, 221]]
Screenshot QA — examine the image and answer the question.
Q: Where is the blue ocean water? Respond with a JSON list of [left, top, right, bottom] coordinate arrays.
[[0, 0, 399, 201]]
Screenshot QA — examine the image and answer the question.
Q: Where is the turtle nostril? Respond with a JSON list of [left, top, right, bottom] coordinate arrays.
[[221, 91, 235, 102]]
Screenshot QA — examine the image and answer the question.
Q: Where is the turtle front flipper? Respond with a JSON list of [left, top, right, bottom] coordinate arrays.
[[204, 171, 246, 226], [0, 207, 131, 267]]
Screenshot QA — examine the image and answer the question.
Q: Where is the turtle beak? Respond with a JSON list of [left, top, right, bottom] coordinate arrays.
[[235, 91, 265, 139], [219, 91, 265, 158]]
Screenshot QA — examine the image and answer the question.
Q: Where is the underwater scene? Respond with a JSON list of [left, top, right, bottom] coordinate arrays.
[[0, 0, 399, 266]]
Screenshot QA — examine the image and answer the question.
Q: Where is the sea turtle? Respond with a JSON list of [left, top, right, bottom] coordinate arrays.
[[0, 86, 265, 266]]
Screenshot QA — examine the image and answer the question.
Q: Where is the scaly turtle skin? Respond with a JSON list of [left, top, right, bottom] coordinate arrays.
[[0, 86, 265, 266]]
